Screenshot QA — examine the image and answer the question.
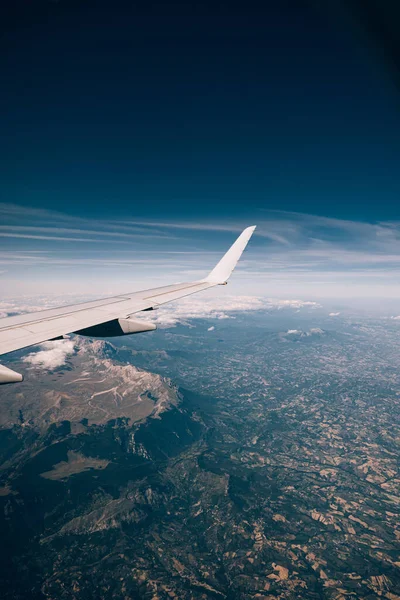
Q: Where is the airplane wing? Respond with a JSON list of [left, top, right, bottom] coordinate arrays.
[[0, 226, 256, 383]]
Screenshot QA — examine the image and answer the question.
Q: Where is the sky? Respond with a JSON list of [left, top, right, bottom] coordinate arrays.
[[1, 1, 400, 304]]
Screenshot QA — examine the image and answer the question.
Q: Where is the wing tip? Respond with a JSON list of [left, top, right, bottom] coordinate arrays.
[[243, 225, 257, 238], [204, 225, 257, 284]]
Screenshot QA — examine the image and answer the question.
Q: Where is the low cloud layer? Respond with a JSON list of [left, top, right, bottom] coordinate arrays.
[[151, 295, 321, 328]]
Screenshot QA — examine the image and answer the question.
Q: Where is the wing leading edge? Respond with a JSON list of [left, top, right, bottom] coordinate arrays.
[[0, 226, 256, 382]]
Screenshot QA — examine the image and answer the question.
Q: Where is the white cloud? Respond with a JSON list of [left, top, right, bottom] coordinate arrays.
[[329, 312, 340, 316], [274, 299, 319, 310], [207, 326, 215, 331], [23, 340, 76, 370], [283, 328, 325, 338]]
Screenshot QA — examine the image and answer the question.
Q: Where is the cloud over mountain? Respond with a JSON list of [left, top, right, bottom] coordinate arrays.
[[282, 327, 325, 340], [23, 340, 76, 369]]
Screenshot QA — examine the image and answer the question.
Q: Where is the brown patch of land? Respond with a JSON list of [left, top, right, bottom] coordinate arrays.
[[40, 451, 110, 480]]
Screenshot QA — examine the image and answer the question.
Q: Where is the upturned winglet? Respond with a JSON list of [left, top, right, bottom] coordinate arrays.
[[203, 226, 256, 284]]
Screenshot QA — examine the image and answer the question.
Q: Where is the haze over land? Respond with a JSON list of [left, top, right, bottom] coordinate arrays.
[[0, 298, 400, 598]]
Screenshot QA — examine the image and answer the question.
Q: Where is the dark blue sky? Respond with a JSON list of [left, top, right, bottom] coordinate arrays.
[[1, 0, 400, 222]]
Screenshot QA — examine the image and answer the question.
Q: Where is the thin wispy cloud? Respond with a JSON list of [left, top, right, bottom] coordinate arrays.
[[0, 233, 131, 243], [2, 202, 400, 300], [0, 225, 175, 240], [118, 219, 291, 245]]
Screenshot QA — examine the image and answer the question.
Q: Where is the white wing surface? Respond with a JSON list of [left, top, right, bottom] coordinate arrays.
[[0, 226, 256, 382]]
